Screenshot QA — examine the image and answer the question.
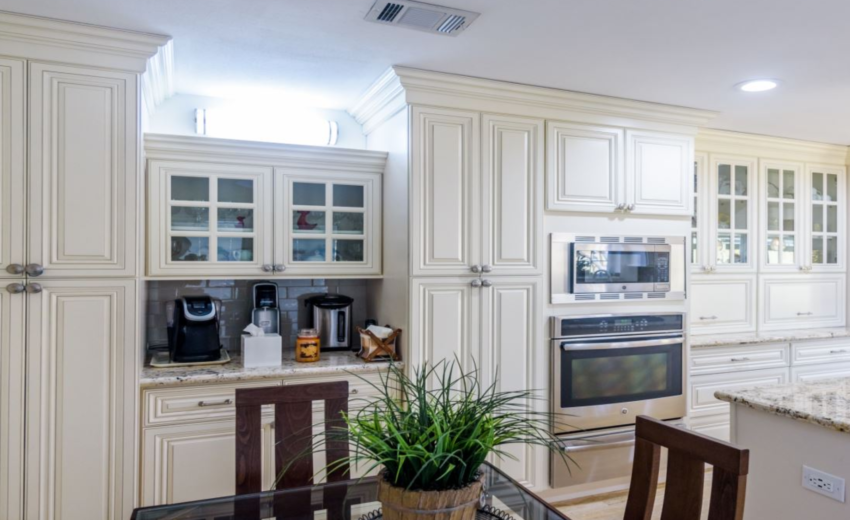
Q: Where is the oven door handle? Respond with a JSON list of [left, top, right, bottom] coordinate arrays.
[[561, 335, 684, 351]]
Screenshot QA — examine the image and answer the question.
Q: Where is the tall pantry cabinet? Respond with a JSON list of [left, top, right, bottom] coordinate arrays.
[[0, 13, 168, 520]]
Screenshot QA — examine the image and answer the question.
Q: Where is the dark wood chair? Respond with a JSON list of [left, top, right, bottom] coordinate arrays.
[[235, 381, 351, 494], [624, 415, 749, 520]]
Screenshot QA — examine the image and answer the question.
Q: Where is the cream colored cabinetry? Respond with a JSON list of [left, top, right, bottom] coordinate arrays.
[[689, 275, 757, 334], [411, 108, 543, 277], [409, 277, 545, 488], [0, 284, 25, 519], [805, 164, 845, 272], [0, 57, 25, 279], [759, 160, 804, 272], [690, 153, 709, 272], [546, 122, 693, 216], [704, 154, 758, 273], [758, 274, 845, 331], [25, 280, 136, 520], [146, 135, 385, 278]]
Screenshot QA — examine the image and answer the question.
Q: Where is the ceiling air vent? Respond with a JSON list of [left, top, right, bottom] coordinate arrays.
[[365, 0, 480, 36]]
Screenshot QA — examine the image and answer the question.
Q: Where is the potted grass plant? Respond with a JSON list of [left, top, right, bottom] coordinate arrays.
[[288, 360, 573, 520]]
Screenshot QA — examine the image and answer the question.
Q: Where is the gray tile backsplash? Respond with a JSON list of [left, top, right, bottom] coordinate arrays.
[[146, 279, 370, 352]]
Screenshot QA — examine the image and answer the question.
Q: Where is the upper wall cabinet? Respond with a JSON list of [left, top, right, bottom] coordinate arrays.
[[691, 153, 709, 272], [0, 58, 25, 279], [546, 122, 693, 217], [411, 108, 543, 277], [29, 62, 138, 278], [705, 154, 758, 273], [145, 135, 386, 278], [759, 160, 804, 272], [806, 164, 845, 272]]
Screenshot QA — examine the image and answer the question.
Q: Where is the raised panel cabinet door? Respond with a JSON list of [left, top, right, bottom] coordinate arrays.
[[0, 284, 26, 520], [760, 274, 846, 331], [625, 130, 694, 216], [759, 160, 804, 272], [688, 367, 789, 419], [409, 278, 480, 385], [0, 58, 25, 279], [481, 114, 544, 276], [141, 419, 275, 506], [28, 62, 138, 277], [691, 152, 709, 273], [411, 107, 480, 276], [478, 278, 545, 489], [689, 275, 756, 335], [24, 280, 136, 520], [147, 160, 274, 277], [791, 362, 850, 383]]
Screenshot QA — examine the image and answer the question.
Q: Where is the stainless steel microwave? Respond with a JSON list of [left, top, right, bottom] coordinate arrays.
[[551, 234, 686, 303]]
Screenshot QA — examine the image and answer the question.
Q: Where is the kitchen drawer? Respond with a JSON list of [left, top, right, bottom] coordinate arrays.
[[688, 367, 788, 418], [791, 338, 850, 366], [689, 275, 757, 335], [791, 361, 850, 383], [144, 380, 281, 427], [759, 274, 846, 331], [690, 342, 790, 375], [687, 414, 730, 442]]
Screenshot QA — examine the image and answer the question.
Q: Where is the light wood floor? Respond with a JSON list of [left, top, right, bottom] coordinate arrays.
[[552, 474, 712, 520]]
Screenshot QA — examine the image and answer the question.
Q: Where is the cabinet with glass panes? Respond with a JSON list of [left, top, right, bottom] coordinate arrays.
[[706, 155, 758, 273]]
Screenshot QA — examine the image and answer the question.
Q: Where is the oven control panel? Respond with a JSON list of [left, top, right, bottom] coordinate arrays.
[[552, 313, 684, 338]]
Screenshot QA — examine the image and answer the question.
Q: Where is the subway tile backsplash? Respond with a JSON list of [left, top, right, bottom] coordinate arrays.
[[146, 279, 370, 352]]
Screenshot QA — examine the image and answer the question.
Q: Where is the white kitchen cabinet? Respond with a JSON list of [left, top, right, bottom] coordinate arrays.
[[791, 361, 850, 383], [805, 164, 845, 272], [25, 279, 136, 520], [759, 274, 845, 331], [409, 277, 546, 488], [0, 283, 25, 520], [546, 121, 623, 214], [708, 154, 758, 273], [277, 169, 382, 276], [148, 161, 275, 277], [791, 338, 850, 366], [141, 418, 275, 506], [0, 58, 25, 279], [625, 129, 694, 216], [28, 62, 138, 278], [688, 367, 789, 421], [691, 152, 709, 272], [411, 107, 480, 276], [481, 114, 544, 275], [689, 275, 756, 335], [689, 342, 789, 376], [759, 160, 805, 272]]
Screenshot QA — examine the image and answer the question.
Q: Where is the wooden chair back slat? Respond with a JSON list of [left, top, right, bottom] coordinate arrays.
[[623, 416, 749, 520], [235, 381, 350, 495]]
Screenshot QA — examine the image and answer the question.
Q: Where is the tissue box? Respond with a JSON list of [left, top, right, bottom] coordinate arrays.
[[241, 334, 282, 368]]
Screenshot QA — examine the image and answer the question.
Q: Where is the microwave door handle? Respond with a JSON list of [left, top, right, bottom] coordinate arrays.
[[561, 335, 684, 351]]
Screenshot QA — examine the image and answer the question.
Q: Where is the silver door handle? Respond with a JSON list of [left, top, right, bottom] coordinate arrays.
[[699, 316, 718, 320], [730, 357, 751, 362], [470, 265, 482, 273], [627, 203, 635, 211], [482, 265, 492, 273], [470, 279, 482, 288], [797, 312, 813, 316], [25, 264, 44, 277], [6, 283, 25, 294], [26, 283, 42, 294], [481, 279, 493, 287], [5, 264, 24, 275], [350, 389, 359, 395], [262, 264, 273, 272], [830, 350, 848, 354], [197, 399, 233, 407], [274, 264, 285, 272], [615, 203, 626, 211], [562, 334, 684, 351]]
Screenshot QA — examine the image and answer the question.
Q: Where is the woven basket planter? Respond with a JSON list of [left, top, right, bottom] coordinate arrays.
[[377, 473, 484, 520]]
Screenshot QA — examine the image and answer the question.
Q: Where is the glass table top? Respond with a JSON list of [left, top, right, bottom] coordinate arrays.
[[132, 463, 572, 520]]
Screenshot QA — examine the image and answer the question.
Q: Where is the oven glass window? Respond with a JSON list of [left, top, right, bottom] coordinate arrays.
[[561, 344, 682, 408], [574, 250, 669, 285]]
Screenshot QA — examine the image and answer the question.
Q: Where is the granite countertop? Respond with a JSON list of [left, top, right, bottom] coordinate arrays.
[[690, 328, 850, 348], [715, 377, 850, 434], [140, 350, 399, 388]]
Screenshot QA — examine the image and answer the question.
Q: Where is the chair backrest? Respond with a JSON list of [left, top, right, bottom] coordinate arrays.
[[235, 381, 350, 494], [624, 415, 749, 520]]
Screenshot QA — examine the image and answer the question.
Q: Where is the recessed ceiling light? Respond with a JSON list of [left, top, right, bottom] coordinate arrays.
[[738, 79, 779, 92]]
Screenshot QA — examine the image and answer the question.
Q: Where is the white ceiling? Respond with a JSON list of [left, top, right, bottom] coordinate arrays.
[[6, 0, 850, 144]]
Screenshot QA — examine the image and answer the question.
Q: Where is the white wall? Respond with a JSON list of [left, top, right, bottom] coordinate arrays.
[[146, 93, 366, 149]]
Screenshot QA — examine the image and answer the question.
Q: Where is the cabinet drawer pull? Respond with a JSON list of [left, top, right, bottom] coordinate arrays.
[[197, 399, 233, 407], [729, 357, 751, 362], [830, 349, 848, 355], [797, 312, 814, 316], [350, 389, 359, 395], [699, 316, 718, 320]]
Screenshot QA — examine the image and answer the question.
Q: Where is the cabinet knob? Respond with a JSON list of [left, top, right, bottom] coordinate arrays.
[[26, 283, 42, 294], [262, 264, 273, 273], [627, 203, 635, 211], [470, 265, 482, 273], [481, 265, 492, 273], [25, 264, 44, 277], [615, 203, 626, 211], [470, 279, 482, 288], [481, 279, 493, 287], [5, 264, 24, 275], [274, 264, 285, 272], [350, 388, 359, 395], [5, 283, 25, 294]]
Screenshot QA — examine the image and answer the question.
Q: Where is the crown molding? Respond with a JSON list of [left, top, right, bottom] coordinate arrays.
[[0, 11, 170, 72], [144, 134, 388, 173], [697, 128, 849, 165], [142, 40, 175, 118], [350, 66, 718, 134]]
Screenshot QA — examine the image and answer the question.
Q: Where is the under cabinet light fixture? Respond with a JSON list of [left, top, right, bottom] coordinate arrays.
[[737, 79, 779, 92], [194, 107, 339, 146]]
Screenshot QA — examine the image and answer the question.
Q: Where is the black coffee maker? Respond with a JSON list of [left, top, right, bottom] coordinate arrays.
[[169, 296, 222, 362]]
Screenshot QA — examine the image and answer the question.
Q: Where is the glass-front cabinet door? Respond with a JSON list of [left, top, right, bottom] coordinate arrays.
[[709, 155, 757, 272], [691, 153, 709, 272], [759, 160, 803, 272], [148, 162, 274, 276], [806, 165, 845, 271], [277, 170, 381, 276]]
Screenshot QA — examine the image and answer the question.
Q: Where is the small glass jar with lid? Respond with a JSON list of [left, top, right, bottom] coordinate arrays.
[[295, 329, 320, 363]]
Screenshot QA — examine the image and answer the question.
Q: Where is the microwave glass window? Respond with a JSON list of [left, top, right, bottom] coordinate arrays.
[[574, 250, 668, 284]]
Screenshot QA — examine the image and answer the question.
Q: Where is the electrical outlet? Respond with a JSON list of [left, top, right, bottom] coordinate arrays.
[[802, 466, 846, 502]]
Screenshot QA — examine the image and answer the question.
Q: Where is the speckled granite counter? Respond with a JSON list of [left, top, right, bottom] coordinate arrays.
[[140, 351, 399, 388], [690, 327, 850, 348], [715, 377, 850, 434]]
